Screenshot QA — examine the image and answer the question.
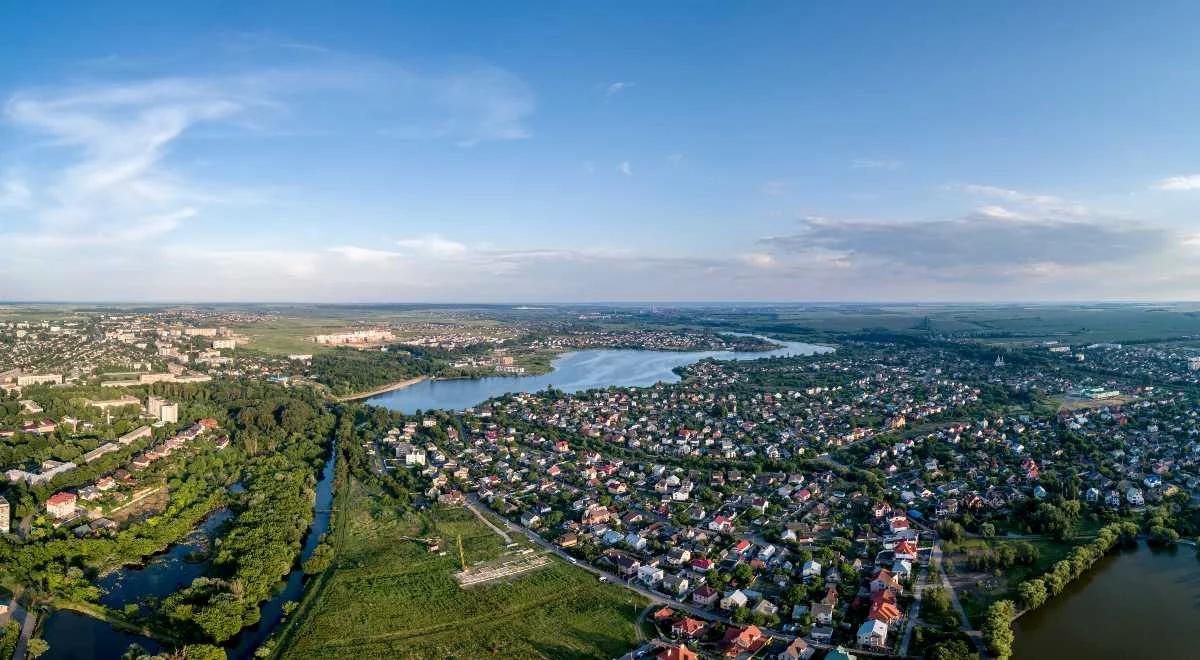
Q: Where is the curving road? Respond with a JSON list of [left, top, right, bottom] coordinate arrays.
[[463, 494, 898, 658]]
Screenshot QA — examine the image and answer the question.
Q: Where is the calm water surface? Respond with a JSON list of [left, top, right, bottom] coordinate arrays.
[[369, 337, 833, 413], [41, 448, 338, 660], [1013, 541, 1200, 659]]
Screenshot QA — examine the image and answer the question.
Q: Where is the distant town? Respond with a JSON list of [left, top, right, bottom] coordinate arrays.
[[1, 303, 1200, 660]]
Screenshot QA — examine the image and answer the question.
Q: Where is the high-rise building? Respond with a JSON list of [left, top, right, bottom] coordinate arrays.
[[147, 395, 166, 418], [0, 495, 9, 534], [147, 395, 179, 423], [159, 402, 179, 424]]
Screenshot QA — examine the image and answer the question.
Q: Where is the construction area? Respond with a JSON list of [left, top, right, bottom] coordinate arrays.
[[455, 551, 551, 587], [401, 528, 551, 587]]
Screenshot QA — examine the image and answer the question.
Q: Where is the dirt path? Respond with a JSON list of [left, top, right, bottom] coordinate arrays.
[[933, 544, 989, 656], [463, 495, 512, 544]]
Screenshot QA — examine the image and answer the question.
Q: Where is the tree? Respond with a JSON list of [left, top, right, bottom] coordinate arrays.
[[1017, 579, 1047, 610], [923, 586, 952, 622], [927, 639, 978, 660], [183, 644, 228, 660], [27, 638, 50, 659], [982, 600, 1015, 659]]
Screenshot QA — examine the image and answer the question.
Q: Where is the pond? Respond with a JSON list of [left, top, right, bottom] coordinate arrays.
[[1013, 541, 1200, 659], [369, 336, 833, 413], [41, 447, 338, 660]]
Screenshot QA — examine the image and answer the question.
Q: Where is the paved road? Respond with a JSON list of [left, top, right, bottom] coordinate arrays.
[[463, 494, 795, 638], [12, 602, 37, 660], [897, 548, 933, 656], [463, 495, 899, 659]]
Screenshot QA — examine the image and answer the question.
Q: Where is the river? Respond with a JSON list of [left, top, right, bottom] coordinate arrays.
[[41, 446, 338, 660], [1013, 541, 1200, 659], [40, 337, 825, 657], [368, 336, 833, 413]]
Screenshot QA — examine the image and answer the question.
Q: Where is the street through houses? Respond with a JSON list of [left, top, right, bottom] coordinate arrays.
[[896, 545, 934, 656], [463, 494, 901, 658]]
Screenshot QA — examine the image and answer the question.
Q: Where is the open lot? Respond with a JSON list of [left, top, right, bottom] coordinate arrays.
[[279, 481, 646, 659]]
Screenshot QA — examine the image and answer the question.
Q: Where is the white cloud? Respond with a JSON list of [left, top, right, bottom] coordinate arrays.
[[618, 161, 633, 176], [1151, 174, 1200, 191], [974, 205, 1030, 221], [3, 78, 255, 248], [1, 53, 537, 262], [742, 252, 777, 268], [328, 245, 405, 264], [604, 81, 634, 98], [394, 234, 469, 258], [0, 174, 32, 209], [667, 153, 684, 166], [955, 183, 1090, 218]]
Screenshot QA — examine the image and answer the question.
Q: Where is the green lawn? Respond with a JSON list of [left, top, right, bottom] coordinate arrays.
[[279, 482, 646, 659], [951, 537, 1077, 626]]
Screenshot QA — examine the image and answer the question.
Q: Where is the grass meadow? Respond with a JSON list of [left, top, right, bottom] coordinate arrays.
[[279, 481, 645, 659]]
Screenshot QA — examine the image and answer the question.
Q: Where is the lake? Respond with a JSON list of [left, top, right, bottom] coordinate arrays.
[[1013, 541, 1200, 659], [41, 446, 338, 660], [368, 336, 833, 413]]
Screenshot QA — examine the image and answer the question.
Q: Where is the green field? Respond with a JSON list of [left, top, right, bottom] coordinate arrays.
[[278, 481, 646, 659], [949, 537, 1078, 626]]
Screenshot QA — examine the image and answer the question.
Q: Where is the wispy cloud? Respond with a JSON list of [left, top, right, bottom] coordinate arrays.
[[953, 183, 1091, 218], [394, 234, 469, 258], [379, 64, 534, 146], [1151, 174, 1200, 191], [760, 181, 789, 196], [603, 81, 634, 98], [851, 158, 903, 170], [1, 51, 537, 253], [0, 173, 32, 209], [618, 161, 633, 176], [3, 77, 259, 248]]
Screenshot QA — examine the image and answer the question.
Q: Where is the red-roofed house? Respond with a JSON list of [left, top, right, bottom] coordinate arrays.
[[658, 644, 698, 660], [46, 491, 77, 519], [871, 569, 903, 595], [671, 617, 706, 639], [721, 624, 768, 656], [894, 539, 918, 561]]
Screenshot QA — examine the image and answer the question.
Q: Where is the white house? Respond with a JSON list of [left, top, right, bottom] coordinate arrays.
[[638, 564, 664, 586], [857, 619, 888, 648], [720, 589, 749, 611], [801, 559, 822, 580]]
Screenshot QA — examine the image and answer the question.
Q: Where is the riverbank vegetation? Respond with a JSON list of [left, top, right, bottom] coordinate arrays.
[[158, 393, 335, 642], [0, 381, 337, 652], [977, 522, 1140, 659]]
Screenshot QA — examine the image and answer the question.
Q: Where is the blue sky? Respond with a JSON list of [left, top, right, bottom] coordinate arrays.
[[2, 1, 1199, 301]]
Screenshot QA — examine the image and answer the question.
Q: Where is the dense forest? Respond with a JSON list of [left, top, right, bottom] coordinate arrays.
[[309, 345, 454, 395]]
